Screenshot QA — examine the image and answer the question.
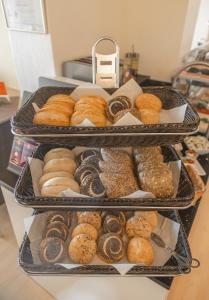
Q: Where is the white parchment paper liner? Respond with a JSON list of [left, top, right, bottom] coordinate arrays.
[[24, 211, 180, 275], [32, 78, 187, 126], [28, 146, 181, 199]]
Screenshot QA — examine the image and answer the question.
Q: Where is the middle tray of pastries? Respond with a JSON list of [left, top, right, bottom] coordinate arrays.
[[15, 144, 194, 209], [19, 210, 193, 276]]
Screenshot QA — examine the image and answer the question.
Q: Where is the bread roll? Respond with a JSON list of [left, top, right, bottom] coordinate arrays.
[[71, 111, 106, 127], [134, 211, 158, 229], [72, 223, 98, 240], [126, 216, 152, 239], [33, 110, 70, 126], [43, 158, 77, 174], [139, 109, 160, 124], [74, 102, 105, 114], [127, 237, 154, 265], [46, 94, 75, 107], [41, 177, 80, 196], [68, 234, 96, 264], [39, 171, 74, 188], [78, 95, 106, 107], [135, 93, 162, 112], [43, 103, 74, 115], [44, 148, 75, 163]]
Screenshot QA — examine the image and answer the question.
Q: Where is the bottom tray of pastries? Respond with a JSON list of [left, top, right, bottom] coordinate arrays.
[[19, 210, 192, 276]]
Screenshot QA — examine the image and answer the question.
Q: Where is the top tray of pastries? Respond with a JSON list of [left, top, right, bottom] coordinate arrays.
[[33, 93, 163, 127], [12, 85, 199, 146]]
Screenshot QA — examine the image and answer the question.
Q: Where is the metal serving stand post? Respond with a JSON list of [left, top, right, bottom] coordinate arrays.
[[92, 36, 120, 88]]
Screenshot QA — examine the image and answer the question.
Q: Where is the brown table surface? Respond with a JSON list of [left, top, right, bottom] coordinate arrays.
[[0, 88, 19, 125]]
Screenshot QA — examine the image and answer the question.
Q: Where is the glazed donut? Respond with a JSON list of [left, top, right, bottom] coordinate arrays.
[[43, 221, 69, 241], [39, 237, 65, 264], [97, 233, 124, 263], [103, 215, 123, 235], [76, 149, 102, 165], [80, 174, 106, 198], [47, 211, 72, 227]]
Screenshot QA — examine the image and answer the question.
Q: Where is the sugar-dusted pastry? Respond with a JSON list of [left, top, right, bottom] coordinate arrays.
[[134, 146, 162, 157], [44, 148, 75, 164], [77, 211, 101, 230], [138, 108, 160, 124], [99, 160, 130, 174], [134, 146, 163, 167], [68, 234, 96, 264], [101, 211, 126, 226], [39, 237, 65, 264], [127, 237, 154, 265], [43, 158, 77, 174], [126, 216, 152, 239], [72, 223, 98, 240], [103, 215, 123, 235], [43, 220, 68, 241], [97, 233, 124, 263], [135, 93, 162, 112], [47, 211, 72, 227], [39, 171, 74, 188], [134, 211, 158, 230], [100, 172, 138, 198], [80, 174, 106, 197], [101, 148, 133, 167], [139, 166, 174, 198], [41, 177, 80, 197], [137, 160, 165, 173]]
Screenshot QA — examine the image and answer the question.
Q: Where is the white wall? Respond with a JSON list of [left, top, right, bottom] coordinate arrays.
[[192, 0, 209, 48], [9, 30, 55, 92], [46, 0, 124, 76], [1, 0, 201, 91], [0, 1, 18, 89], [121, 0, 200, 80], [46, 0, 200, 82]]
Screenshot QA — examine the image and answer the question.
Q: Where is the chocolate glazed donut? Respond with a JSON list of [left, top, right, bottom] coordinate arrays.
[[39, 237, 65, 264], [97, 233, 124, 263], [77, 150, 102, 165], [47, 211, 72, 227], [103, 215, 123, 235], [43, 221, 68, 241]]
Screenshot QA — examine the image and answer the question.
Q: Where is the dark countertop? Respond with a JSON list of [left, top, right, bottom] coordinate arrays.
[[0, 121, 18, 193]]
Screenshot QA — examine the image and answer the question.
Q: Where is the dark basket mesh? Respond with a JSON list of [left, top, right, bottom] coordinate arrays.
[[19, 210, 192, 276], [15, 144, 194, 209], [11, 86, 199, 146]]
